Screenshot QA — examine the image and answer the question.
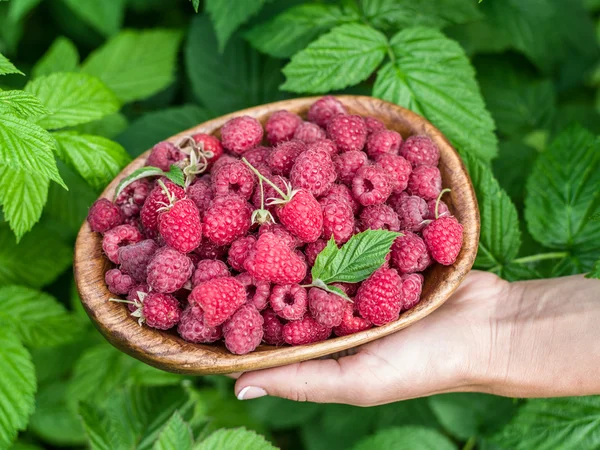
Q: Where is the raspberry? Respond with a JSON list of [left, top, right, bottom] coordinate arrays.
[[228, 236, 257, 271], [308, 288, 345, 327], [192, 259, 229, 286], [394, 195, 428, 232], [244, 232, 307, 284], [252, 175, 289, 213], [116, 179, 151, 218], [352, 165, 392, 206], [366, 130, 402, 159], [426, 199, 450, 220], [186, 179, 213, 215], [194, 239, 228, 260], [105, 268, 135, 295], [189, 276, 246, 326], [223, 304, 264, 355], [211, 154, 238, 174], [269, 284, 307, 320], [364, 116, 385, 135], [146, 141, 186, 171], [333, 151, 368, 185], [244, 146, 272, 172], [355, 267, 403, 326], [401, 273, 424, 310], [203, 195, 252, 246], [141, 292, 181, 330], [118, 239, 159, 282], [400, 135, 440, 167], [327, 114, 367, 153], [407, 165, 442, 200], [236, 272, 270, 310], [265, 110, 302, 145], [158, 198, 202, 253], [307, 96, 347, 128], [127, 283, 150, 312], [282, 315, 331, 345], [87, 199, 123, 233], [258, 223, 300, 249], [422, 216, 464, 265], [293, 121, 326, 144], [147, 247, 193, 293], [177, 306, 222, 343], [192, 133, 224, 166], [360, 204, 400, 231], [140, 181, 185, 234], [390, 232, 431, 274], [212, 160, 256, 200], [320, 195, 354, 244], [331, 282, 359, 296], [262, 309, 285, 345], [102, 224, 143, 264], [324, 183, 360, 214], [376, 153, 412, 193], [290, 147, 337, 197], [267, 140, 306, 176], [277, 189, 323, 243], [308, 139, 338, 156], [220, 115, 263, 155], [333, 302, 372, 337]]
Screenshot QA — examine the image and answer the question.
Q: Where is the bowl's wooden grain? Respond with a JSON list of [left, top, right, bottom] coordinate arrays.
[[74, 96, 479, 375]]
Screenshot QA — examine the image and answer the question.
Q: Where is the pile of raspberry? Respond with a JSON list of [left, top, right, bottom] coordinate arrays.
[[87, 96, 464, 355]]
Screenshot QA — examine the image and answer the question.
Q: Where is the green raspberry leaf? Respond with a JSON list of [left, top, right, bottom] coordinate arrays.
[[352, 426, 457, 450], [585, 260, 600, 279], [164, 165, 185, 187], [0, 90, 48, 120], [8, 0, 43, 23], [281, 23, 388, 94], [114, 166, 166, 200], [152, 412, 194, 450], [61, 0, 125, 37], [190, 0, 200, 13], [206, 0, 267, 52], [0, 52, 24, 76], [312, 230, 400, 285], [32, 37, 80, 78], [196, 428, 277, 450]]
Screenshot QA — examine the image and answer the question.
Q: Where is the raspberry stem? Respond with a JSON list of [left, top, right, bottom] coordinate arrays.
[[434, 188, 451, 219], [241, 157, 288, 200], [512, 252, 568, 264]]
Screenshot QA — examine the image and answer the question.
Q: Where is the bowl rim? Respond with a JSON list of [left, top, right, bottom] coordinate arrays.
[[74, 95, 480, 375]]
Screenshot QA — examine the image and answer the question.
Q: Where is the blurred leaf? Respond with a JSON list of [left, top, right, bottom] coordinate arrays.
[[206, 0, 266, 51], [153, 412, 193, 450], [247, 397, 321, 430], [492, 141, 538, 207], [0, 53, 23, 76], [586, 259, 600, 278], [552, 100, 600, 136], [445, 20, 512, 56], [352, 426, 457, 450], [493, 261, 544, 282], [74, 112, 129, 139], [196, 428, 277, 450], [374, 399, 441, 430], [25, 72, 120, 130], [78, 402, 118, 450], [31, 37, 79, 78], [9, 441, 44, 450], [62, 0, 125, 37], [7, 0, 42, 22], [82, 29, 183, 103], [190, 0, 199, 13], [0, 90, 48, 119]]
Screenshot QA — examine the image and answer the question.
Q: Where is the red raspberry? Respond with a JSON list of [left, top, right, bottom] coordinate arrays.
[[293, 121, 326, 144], [212, 160, 256, 200], [105, 268, 135, 295], [308, 139, 338, 157], [290, 147, 337, 197], [352, 165, 392, 206], [333, 151, 368, 185], [390, 232, 431, 274], [355, 267, 403, 326], [282, 315, 331, 345], [146, 141, 186, 171], [244, 146, 272, 172], [265, 110, 302, 145], [267, 140, 306, 176], [401, 273, 424, 310], [252, 175, 289, 213], [400, 135, 440, 167], [364, 116, 385, 135], [426, 199, 450, 220], [333, 302, 372, 337], [177, 306, 222, 343], [327, 115, 367, 153], [88, 198, 123, 233], [277, 189, 323, 243], [203, 195, 252, 246], [223, 304, 264, 354], [244, 232, 307, 284], [141, 181, 185, 234], [331, 282, 359, 296], [376, 153, 412, 193], [422, 216, 464, 265], [141, 292, 181, 330], [158, 198, 202, 253], [236, 272, 270, 310], [407, 165, 442, 200], [269, 284, 307, 320], [194, 239, 228, 260], [308, 288, 345, 327], [186, 179, 212, 212], [102, 224, 143, 264], [366, 130, 402, 159], [192, 133, 224, 166], [320, 195, 354, 244], [307, 96, 347, 128], [394, 195, 428, 232], [147, 247, 193, 293], [189, 276, 246, 326], [258, 223, 300, 249], [228, 236, 257, 271], [324, 183, 360, 214], [262, 309, 285, 345], [116, 179, 151, 218], [127, 283, 150, 312], [360, 204, 400, 231], [220, 115, 263, 155], [118, 239, 158, 282], [211, 154, 238, 174], [192, 259, 229, 286]]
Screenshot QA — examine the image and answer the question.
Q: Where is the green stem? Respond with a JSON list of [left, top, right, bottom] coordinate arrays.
[[435, 188, 451, 219], [242, 157, 287, 199], [513, 252, 568, 264], [462, 436, 476, 450]]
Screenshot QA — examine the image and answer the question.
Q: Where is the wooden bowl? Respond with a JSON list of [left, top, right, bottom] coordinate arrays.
[[74, 96, 479, 375]]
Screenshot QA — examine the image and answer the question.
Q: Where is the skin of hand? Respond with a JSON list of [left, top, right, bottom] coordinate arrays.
[[234, 270, 600, 405]]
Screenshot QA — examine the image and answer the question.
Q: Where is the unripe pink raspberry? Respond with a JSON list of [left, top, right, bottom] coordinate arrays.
[[236, 272, 270, 310], [262, 309, 285, 345], [401, 273, 424, 310], [334, 150, 368, 185], [366, 130, 402, 159], [228, 236, 257, 271], [407, 165, 442, 200], [102, 224, 143, 264], [308, 288, 345, 327], [400, 135, 440, 167], [390, 232, 431, 274], [88, 198, 123, 233], [146, 141, 186, 171], [177, 306, 222, 343], [376, 153, 412, 193], [352, 165, 392, 206], [265, 110, 302, 145], [105, 268, 135, 295], [147, 247, 193, 293], [293, 122, 326, 144], [223, 304, 264, 354], [192, 259, 229, 286], [269, 284, 307, 320], [360, 204, 400, 232], [327, 114, 367, 153], [220, 115, 263, 155], [307, 96, 347, 128]]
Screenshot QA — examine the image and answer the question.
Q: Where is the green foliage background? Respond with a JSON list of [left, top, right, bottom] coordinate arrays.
[[0, 0, 599, 449]]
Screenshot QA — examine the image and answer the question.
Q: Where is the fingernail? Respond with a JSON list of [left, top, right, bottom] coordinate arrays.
[[237, 386, 267, 400]]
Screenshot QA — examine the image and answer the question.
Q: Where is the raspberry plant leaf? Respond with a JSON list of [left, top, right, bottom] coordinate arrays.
[[0, 52, 23, 76], [164, 165, 185, 187], [152, 411, 193, 450], [61, 0, 125, 37], [352, 426, 457, 450], [206, 0, 267, 52], [114, 167, 166, 200], [7, 0, 43, 23], [585, 260, 600, 279], [0, 90, 48, 120], [75, 113, 128, 139], [190, 0, 199, 13], [196, 428, 277, 450], [32, 37, 80, 78]]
